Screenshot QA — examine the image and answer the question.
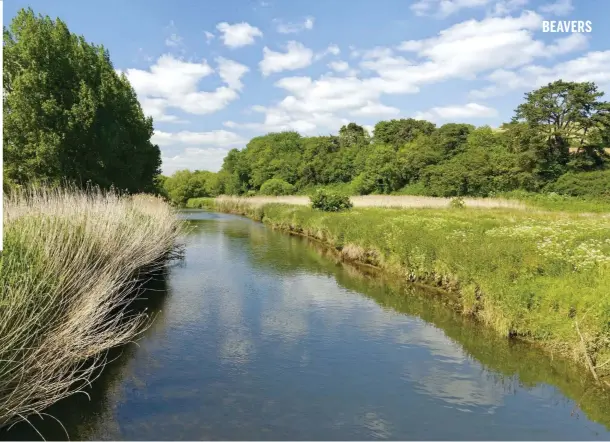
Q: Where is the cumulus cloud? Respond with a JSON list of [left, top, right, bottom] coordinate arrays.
[[274, 16, 315, 34], [216, 22, 263, 48], [470, 50, 610, 98], [162, 147, 233, 174], [152, 129, 246, 147], [259, 41, 314, 76], [123, 55, 248, 121], [225, 11, 599, 137], [414, 103, 498, 121], [204, 31, 215, 44]]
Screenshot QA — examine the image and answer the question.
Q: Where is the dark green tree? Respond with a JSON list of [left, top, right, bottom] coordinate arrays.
[[3, 8, 161, 192]]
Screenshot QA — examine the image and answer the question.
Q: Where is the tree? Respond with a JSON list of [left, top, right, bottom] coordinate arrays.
[[373, 118, 436, 148], [3, 8, 161, 192], [513, 80, 610, 175]]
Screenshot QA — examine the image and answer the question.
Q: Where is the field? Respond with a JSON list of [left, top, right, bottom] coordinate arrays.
[[212, 197, 610, 385], [216, 195, 528, 210]]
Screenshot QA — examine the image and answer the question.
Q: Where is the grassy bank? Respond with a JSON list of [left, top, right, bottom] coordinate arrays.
[[213, 197, 610, 384], [0, 187, 182, 428]]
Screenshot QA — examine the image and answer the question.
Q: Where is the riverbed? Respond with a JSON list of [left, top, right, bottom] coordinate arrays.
[[3, 210, 610, 440]]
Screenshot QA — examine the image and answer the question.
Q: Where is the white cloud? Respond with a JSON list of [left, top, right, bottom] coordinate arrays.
[[216, 57, 250, 90], [539, 0, 573, 16], [470, 50, 610, 99], [204, 31, 215, 44], [350, 101, 400, 117], [275, 16, 315, 34], [123, 54, 248, 121], [153, 129, 245, 147], [234, 12, 597, 136], [259, 41, 314, 76], [216, 22, 263, 48], [414, 103, 498, 121], [328, 60, 350, 72], [162, 147, 232, 174]]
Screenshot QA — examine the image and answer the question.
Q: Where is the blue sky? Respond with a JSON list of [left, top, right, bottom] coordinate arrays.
[[4, 0, 610, 174]]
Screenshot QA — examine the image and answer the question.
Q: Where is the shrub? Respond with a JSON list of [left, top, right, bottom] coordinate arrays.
[[246, 190, 257, 197], [259, 178, 295, 196], [310, 189, 353, 212], [185, 197, 215, 209], [547, 170, 610, 199], [449, 196, 466, 209]]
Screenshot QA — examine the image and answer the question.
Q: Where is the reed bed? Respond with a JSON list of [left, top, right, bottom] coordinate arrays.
[[0, 187, 181, 429], [215, 195, 528, 210]]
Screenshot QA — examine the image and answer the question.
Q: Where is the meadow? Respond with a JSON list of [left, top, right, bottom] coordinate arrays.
[[212, 196, 610, 385], [0, 187, 181, 428]]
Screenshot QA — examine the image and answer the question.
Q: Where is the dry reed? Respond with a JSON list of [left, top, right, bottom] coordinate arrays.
[[216, 195, 527, 210], [0, 187, 182, 430]]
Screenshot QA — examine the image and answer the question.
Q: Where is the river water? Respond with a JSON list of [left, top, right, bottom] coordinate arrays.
[[3, 210, 610, 440]]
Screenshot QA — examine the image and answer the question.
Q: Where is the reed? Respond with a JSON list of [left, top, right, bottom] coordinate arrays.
[[0, 187, 182, 429]]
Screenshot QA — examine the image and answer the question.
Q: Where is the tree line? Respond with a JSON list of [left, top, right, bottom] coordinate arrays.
[[162, 80, 610, 204], [3, 8, 161, 193], [4, 9, 609, 202]]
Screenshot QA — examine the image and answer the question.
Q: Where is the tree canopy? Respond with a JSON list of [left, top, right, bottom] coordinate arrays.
[[3, 8, 161, 193]]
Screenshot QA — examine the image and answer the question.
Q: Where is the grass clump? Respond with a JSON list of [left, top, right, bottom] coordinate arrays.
[[310, 190, 353, 212], [213, 198, 610, 383], [0, 187, 182, 428]]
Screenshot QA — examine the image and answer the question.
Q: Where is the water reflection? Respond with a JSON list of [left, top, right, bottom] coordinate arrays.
[[2, 211, 609, 440]]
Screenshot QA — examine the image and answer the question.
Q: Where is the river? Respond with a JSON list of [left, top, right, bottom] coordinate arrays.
[[3, 210, 610, 440]]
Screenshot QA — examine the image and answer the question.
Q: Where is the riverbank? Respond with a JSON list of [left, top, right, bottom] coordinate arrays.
[[212, 197, 610, 385], [0, 187, 182, 428]]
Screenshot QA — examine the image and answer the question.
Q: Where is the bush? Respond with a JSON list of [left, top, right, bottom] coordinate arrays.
[[547, 170, 610, 198], [310, 189, 353, 212], [449, 196, 466, 209], [246, 190, 257, 197], [185, 197, 215, 209], [259, 178, 295, 196]]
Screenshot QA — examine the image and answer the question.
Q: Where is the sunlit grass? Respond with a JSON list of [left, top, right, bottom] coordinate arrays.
[[0, 187, 182, 428], [213, 197, 610, 383]]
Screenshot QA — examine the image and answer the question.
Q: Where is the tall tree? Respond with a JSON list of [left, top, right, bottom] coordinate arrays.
[[512, 80, 610, 175], [3, 8, 161, 192]]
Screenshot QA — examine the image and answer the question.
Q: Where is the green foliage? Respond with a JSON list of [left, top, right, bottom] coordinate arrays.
[[185, 197, 216, 209], [310, 189, 353, 212], [259, 178, 295, 196], [162, 169, 219, 206], [3, 8, 161, 192], [211, 81, 608, 201], [373, 118, 436, 148], [547, 170, 610, 199], [449, 196, 465, 209]]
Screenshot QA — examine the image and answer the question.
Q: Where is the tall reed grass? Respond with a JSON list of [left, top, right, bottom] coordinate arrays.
[[0, 187, 181, 429]]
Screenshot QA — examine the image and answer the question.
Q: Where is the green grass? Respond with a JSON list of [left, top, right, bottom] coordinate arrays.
[[214, 197, 610, 384], [185, 197, 216, 209], [0, 188, 181, 428], [498, 190, 610, 213]]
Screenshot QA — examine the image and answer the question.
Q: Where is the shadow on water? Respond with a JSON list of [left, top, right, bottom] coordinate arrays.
[[0, 270, 172, 441], [219, 215, 610, 432]]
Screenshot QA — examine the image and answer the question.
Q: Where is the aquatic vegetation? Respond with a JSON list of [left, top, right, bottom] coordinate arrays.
[[213, 197, 610, 383], [0, 187, 182, 428]]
